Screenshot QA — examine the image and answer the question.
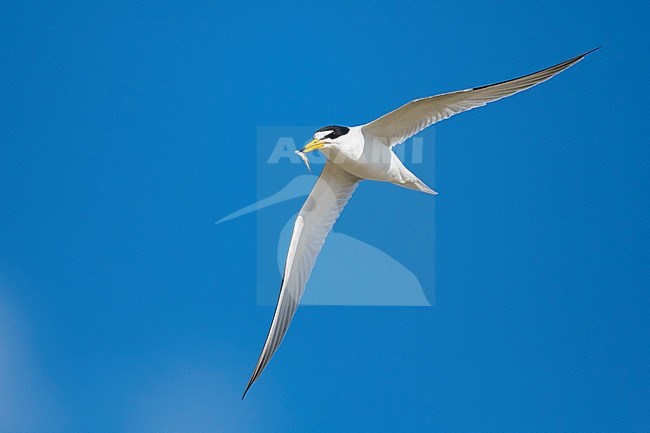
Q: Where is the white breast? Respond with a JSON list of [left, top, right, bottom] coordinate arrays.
[[321, 127, 409, 183]]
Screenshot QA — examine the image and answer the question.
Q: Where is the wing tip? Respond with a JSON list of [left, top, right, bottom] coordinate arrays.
[[573, 46, 601, 63], [470, 46, 600, 92], [565, 46, 602, 65], [582, 46, 602, 57], [242, 379, 254, 400]]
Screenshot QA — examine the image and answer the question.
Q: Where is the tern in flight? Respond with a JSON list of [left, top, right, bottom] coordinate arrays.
[[243, 48, 598, 398]]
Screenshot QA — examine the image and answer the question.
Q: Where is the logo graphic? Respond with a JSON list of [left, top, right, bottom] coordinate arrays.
[[217, 127, 436, 306]]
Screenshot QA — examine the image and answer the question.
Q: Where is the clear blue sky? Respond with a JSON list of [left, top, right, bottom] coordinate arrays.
[[1, 1, 648, 432]]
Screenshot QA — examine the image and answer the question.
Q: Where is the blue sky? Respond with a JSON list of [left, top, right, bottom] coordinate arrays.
[[1, 1, 648, 432]]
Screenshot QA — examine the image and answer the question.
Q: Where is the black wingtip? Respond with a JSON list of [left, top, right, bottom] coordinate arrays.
[[581, 46, 602, 57], [242, 381, 253, 400]]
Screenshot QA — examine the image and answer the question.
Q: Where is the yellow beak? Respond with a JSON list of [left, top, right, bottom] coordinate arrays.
[[301, 138, 325, 153]]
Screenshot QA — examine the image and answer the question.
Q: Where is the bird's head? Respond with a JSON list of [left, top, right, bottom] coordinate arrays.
[[300, 125, 351, 153]]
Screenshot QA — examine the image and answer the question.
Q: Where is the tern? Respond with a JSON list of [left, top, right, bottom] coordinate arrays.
[[243, 48, 598, 398]]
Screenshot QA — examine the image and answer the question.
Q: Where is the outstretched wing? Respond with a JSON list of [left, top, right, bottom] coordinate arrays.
[[243, 162, 360, 398], [363, 48, 599, 148]]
